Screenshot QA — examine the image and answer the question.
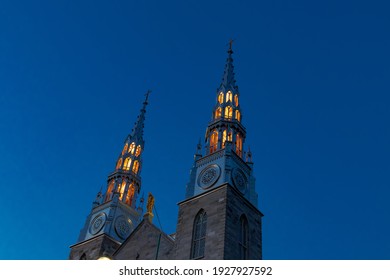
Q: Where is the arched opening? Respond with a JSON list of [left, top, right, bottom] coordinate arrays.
[[132, 160, 139, 174], [218, 92, 224, 104], [224, 106, 233, 119], [226, 91, 233, 102], [129, 142, 136, 154], [239, 215, 249, 259], [236, 133, 243, 157], [123, 157, 132, 171], [215, 107, 222, 119], [135, 145, 142, 157], [118, 180, 126, 200], [122, 143, 128, 155], [125, 183, 135, 206], [235, 110, 241, 122], [222, 129, 227, 148], [190, 210, 207, 259], [234, 94, 239, 106], [209, 130, 218, 153], [105, 180, 115, 202], [116, 158, 122, 170]]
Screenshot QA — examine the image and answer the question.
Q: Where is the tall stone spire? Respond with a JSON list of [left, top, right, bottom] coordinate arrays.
[[185, 44, 257, 207]]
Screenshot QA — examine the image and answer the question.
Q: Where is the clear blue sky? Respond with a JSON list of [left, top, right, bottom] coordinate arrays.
[[0, 0, 389, 260]]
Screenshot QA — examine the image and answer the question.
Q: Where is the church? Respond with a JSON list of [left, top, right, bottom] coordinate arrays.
[[69, 44, 264, 260]]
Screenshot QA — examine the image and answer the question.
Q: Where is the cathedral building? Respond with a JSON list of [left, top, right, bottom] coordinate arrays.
[[69, 45, 263, 260]]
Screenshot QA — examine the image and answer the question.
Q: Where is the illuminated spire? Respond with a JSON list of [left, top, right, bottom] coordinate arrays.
[[218, 40, 238, 94]]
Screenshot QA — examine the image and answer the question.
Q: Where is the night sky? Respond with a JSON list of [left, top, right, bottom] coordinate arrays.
[[0, 0, 389, 260]]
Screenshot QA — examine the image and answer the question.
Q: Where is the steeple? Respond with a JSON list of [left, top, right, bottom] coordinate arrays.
[[185, 44, 258, 207], [70, 92, 152, 260]]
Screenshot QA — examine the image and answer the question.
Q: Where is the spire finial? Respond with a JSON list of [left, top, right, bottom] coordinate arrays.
[[228, 39, 234, 54]]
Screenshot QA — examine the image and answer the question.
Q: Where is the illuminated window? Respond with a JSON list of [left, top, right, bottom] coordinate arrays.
[[236, 134, 243, 157], [129, 142, 135, 154], [125, 183, 135, 206], [224, 106, 233, 119], [105, 180, 115, 202], [132, 160, 139, 174], [135, 145, 142, 157], [234, 94, 239, 106], [116, 158, 122, 170], [238, 215, 249, 259], [191, 210, 207, 259], [226, 91, 233, 102], [118, 180, 126, 200], [218, 92, 224, 104], [235, 110, 241, 121], [123, 157, 132, 171], [209, 130, 218, 153], [215, 107, 222, 119], [222, 130, 227, 148], [122, 144, 128, 155]]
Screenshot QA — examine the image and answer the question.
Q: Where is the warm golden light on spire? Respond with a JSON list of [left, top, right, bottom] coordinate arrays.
[[224, 106, 233, 119], [235, 110, 241, 122], [105, 180, 114, 202], [132, 160, 139, 174], [215, 107, 222, 119], [125, 184, 135, 206], [116, 158, 122, 169], [129, 142, 135, 154], [226, 91, 233, 102], [123, 157, 132, 171], [135, 145, 142, 157], [236, 134, 243, 157], [234, 94, 239, 106], [218, 92, 224, 104], [210, 130, 218, 153], [122, 144, 128, 155]]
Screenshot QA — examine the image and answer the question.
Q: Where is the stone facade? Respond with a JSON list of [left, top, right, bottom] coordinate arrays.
[[69, 234, 120, 260], [69, 46, 264, 260], [114, 217, 174, 260]]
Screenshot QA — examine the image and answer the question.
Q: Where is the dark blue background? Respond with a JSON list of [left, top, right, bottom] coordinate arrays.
[[0, 0, 389, 259]]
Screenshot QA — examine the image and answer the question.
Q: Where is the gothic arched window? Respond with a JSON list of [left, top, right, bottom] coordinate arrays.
[[122, 143, 128, 155], [215, 107, 222, 119], [123, 157, 132, 171], [236, 133, 243, 157], [222, 129, 227, 148], [135, 145, 142, 157], [116, 158, 122, 170], [235, 110, 241, 122], [105, 180, 115, 202], [132, 160, 139, 174], [129, 142, 136, 154], [238, 215, 249, 259], [125, 183, 135, 206], [224, 106, 233, 119], [226, 91, 233, 102], [218, 92, 224, 104], [191, 210, 207, 259], [209, 130, 218, 153], [118, 180, 126, 200], [234, 94, 239, 106]]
